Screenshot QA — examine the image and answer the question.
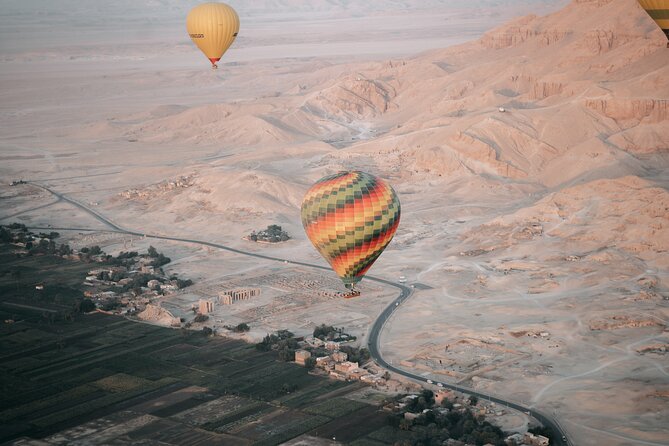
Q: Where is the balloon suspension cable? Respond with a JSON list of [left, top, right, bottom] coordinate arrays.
[[211, 63, 218, 69]]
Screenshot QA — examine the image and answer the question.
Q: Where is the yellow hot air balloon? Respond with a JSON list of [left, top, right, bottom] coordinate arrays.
[[187, 3, 240, 69], [638, 0, 669, 47]]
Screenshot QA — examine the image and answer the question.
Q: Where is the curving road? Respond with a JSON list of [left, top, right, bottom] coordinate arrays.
[[26, 181, 570, 445]]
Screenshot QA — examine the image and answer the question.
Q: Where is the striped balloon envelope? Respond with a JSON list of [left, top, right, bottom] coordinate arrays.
[[638, 0, 669, 46], [301, 171, 401, 291]]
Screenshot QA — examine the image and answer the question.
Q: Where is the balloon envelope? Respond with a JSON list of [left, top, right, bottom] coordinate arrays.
[[301, 171, 401, 289], [638, 0, 669, 44], [187, 3, 240, 67]]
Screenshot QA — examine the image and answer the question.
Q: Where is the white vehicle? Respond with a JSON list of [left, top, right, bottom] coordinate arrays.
[[426, 379, 433, 384], [395, 302, 399, 306], [437, 382, 444, 388], [398, 276, 407, 283]]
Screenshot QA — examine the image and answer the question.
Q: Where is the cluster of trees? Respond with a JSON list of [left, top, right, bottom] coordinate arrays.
[[107, 250, 138, 267], [75, 298, 96, 313], [79, 245, 102, 255], [173, 277, 193, 289], [256, 329, 299, 361], [248, 225, 290, 243], [338, 345, 370, 364], [313, 323, 357, 343], [147, 246, 171, 267], [313, 323, 339, 340], [38, 232, 60, 240], [225, 322, 250, 333], [1, 224, 73, 256], [387, 390, 506, 446], [0, 226, 12, 243], [194, 313, 209, 323]]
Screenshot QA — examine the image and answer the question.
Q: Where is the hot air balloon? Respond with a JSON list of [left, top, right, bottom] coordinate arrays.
[[638, 0, 669, 47], [186, 3, 240, 69], [301, 171, 401, 294]]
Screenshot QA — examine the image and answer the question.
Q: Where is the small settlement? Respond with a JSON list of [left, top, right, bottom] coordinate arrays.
[[81, 250, 191, 317]]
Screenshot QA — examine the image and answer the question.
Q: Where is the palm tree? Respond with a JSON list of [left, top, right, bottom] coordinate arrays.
[[10, 268, 22, 292]]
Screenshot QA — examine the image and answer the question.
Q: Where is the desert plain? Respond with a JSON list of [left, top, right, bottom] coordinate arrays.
[[1, 0, 669, 445]]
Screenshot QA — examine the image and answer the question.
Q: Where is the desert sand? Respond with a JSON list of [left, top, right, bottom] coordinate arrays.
[[2, 0, 668, 445]]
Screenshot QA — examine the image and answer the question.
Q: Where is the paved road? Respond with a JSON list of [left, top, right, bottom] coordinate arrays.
[[26, 181, 570, 445]]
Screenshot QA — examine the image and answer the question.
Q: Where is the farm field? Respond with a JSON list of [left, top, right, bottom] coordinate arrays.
[[0, 236, 403, 445], [0, 308, 397, 445]]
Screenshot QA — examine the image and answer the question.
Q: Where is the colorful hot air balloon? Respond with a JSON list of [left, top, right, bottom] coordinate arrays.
[[638, 0, 669, 46], [186, 3, 240, 69], [301, 171, 401, 292]]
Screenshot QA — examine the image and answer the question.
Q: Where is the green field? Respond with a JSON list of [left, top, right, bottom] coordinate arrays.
[[0, 248, 401, 445]]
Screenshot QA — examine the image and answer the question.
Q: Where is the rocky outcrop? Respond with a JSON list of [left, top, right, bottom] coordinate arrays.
[[480, 13, 571, 50], [531, 81, 568, 100], [589, 315, 663, 331], [585, 99, 669, 124], [137, 304, 181, 327], [305, 76, 397, 121], [449, 132, 528, 179]]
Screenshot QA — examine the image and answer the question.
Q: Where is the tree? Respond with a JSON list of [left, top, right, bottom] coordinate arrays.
[[77, 298, 96, 313], [469, 395, 478, 406], [441, 398, 454, 409], [0, 226, 11, 242], [89, 245, 102, 255], [9, 223, 27, 231], [304, 357, 317, 370], [176, 278, 193, 289], [234, 322, 250, 332], [147, 245, 158, 257], [202, 326, 213, 336], [399, 418, 413, 431], [313, 323, 337, 339], [194, 314, 209, 323], [10, 268, 22, 291], [277, 348, 295, 362]]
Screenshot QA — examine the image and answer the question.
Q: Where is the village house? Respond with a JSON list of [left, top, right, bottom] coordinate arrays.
[[325, 340, 340, 350], [329, 370, 347, 380], [316, 356, 335, 371], [505, 433, 525, 445], [304, 336, 325, 348], [524, 433, 549, 446], [347, 368, 367, 380], [334, 361, 358, 374], [332, 351, 348, 362], [435, 389, 454, 405], [294, 350, 311, 366]]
